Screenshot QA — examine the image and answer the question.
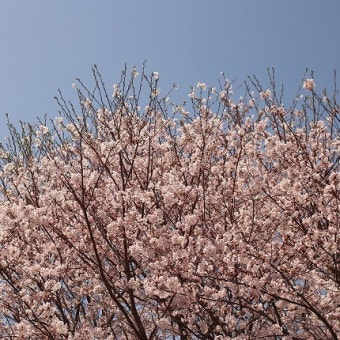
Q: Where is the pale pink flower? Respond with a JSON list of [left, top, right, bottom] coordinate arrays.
[[39, 125, 49, 135], [157, 317, 170, 329], [54, 116, 63, 125], [260, 89, 271, 99], [303, 78, 315, 91], [188, 89, 196, 99], [151, 88, 160, 97], [81, 98, 92, 110]]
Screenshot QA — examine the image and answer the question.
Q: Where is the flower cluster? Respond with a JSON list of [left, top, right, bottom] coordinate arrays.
[[0, 69, 338, 339]]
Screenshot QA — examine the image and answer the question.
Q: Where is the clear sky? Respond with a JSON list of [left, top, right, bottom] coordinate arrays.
[[0, 0, 339, 139]]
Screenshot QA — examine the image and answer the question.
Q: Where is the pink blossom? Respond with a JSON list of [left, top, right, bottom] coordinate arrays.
[[303, 78, 316, 91], [260, 89, 271, 99], [0, 68, 338, 339]]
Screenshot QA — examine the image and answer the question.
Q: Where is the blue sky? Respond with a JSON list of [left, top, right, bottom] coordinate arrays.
[[0, 1, 339, 139]]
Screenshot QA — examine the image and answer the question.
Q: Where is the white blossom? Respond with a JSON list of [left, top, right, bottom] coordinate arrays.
[[39, 125, 49, 135], [112, 84, 121, 98], [197, 82, 207, 91], [81, 98, 92, 110], [152, 71, 159, 80], [132, 66, 139, 78]]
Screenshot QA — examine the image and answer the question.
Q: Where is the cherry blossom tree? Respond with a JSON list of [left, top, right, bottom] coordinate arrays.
[[0, 65, 338, 339]]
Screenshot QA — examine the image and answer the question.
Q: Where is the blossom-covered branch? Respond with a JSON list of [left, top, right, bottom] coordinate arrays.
[[0, 65, 338, 339]]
